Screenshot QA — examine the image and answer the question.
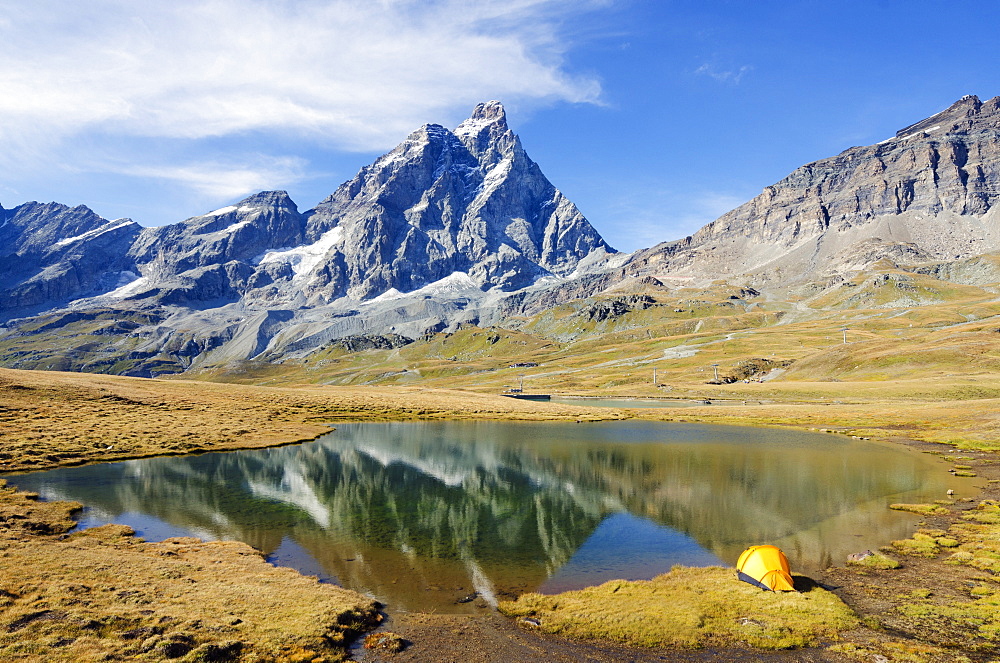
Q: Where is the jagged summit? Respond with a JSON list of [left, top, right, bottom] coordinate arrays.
[[302, 101, 612, 299], [454, 100, 518, 169], [894, 94, 999, 139], [454, 100, 508, 136], [471, 100, 506, 121]]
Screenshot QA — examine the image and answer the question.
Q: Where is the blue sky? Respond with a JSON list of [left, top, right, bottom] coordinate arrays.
[[3, 0, 999, 252]]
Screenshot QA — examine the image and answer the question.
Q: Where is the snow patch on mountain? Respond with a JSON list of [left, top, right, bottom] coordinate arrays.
[[202, 205, 258, 218], [371, 272, 480, 303], [104, 273, 148, 299], [54, 220, 132, 247], [257, 226, 344, 281]]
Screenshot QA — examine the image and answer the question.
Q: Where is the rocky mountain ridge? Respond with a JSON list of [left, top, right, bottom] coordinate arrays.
[[0, 202, 142, 312], [3, 95, 1000, 377], [621, 94, 1000, 289]]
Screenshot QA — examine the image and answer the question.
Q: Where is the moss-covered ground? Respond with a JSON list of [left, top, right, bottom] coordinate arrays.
[[499, 567, 858, 650], [0, 480, 380, 662]]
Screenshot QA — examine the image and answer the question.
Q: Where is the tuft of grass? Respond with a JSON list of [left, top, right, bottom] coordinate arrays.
[[889, 503, 950, 516], [961, 501, 1000, 525], [847, 552, 901, 570], [498, 566, 858, 650], [892, 532, 953, 558]]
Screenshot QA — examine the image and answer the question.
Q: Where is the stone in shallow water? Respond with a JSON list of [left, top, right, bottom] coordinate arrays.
[[364, 631, 407, 652]]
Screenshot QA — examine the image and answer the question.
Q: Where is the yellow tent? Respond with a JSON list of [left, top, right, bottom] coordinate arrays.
[[736, 545, 796, 591]]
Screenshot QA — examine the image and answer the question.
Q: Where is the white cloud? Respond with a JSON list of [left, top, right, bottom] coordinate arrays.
[[694, 62, 754, 85], [0, 0, 604, 151], [117, 156, 309, 199], [0, 0, 606, 212]]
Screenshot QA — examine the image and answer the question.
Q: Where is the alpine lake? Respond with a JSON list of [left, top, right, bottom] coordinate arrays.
[[4, 419, 974, 613]]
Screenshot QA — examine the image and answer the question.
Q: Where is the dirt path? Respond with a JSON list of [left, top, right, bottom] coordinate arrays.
[[352, 612, 843, 663]]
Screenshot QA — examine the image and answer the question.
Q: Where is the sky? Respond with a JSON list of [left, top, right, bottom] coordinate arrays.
[[3, 0, 1000, 253]]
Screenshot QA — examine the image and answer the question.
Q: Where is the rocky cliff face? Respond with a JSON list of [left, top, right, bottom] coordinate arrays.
[[291, 100, 613, 301], [624, 94, 1000, 287], [0, 202, 142, 313]]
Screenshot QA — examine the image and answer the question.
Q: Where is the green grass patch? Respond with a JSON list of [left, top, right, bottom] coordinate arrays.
[[892, 532, 942, 557], [498, 566, 858, 650], [898, 589, 1000, 642], [889, 503, 950, 516]]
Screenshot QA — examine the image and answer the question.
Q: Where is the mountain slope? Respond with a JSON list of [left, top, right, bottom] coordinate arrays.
[[623, 94, 1000, 288], [0, 202, 142, 314]]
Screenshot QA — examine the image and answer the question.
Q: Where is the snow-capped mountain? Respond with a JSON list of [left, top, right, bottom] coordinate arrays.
[[3, 95, 1000, 377], [0, 102, 617, 374]]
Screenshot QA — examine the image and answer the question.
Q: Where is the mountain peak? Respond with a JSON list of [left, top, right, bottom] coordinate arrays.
[[454, 101, 517, 168], [469, 100, 506, 123], [238, 190, 298, 210], [455, 101, 508, 135], [894, 93, 990, 138]]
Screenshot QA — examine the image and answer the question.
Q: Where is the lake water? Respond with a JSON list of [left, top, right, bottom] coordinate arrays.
[[4, 421, 971, 613], [548, 397, 706, 408]]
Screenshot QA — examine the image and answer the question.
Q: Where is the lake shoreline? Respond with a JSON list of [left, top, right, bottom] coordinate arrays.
[[3, 367, 1000, 661]]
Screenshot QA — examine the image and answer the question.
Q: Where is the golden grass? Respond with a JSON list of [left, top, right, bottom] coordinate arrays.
[[0, 367, 619, 473], [0, 480, 379, 662], [499, 566, 858, 650]]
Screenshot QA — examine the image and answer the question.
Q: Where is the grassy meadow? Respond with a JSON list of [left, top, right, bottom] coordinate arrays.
[[4, 266, 1000, 660]]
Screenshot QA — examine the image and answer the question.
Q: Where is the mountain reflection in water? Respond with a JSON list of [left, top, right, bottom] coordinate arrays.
[[5, 421, 964, 612]]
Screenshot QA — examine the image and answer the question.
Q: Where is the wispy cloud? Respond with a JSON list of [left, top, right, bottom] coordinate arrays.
[[693, 62, 754, 84], [0, 1, 604, 147], [117, 157, 310, 200], [0, 0, 605, 204]]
